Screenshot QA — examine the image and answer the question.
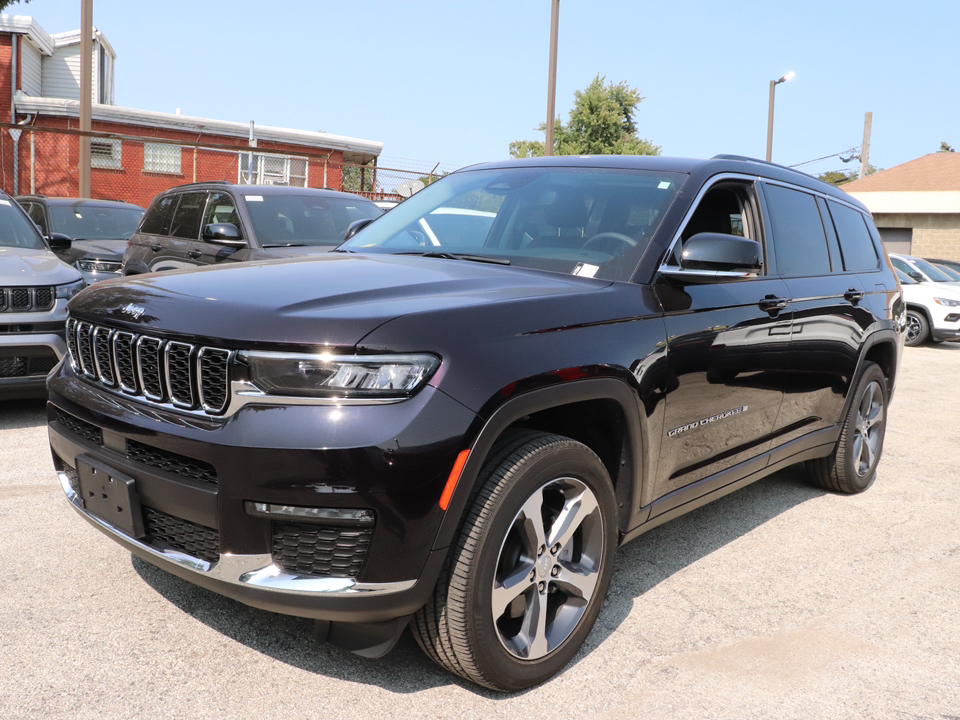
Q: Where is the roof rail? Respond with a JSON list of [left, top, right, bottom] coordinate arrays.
[[711, 154, 814, 178]]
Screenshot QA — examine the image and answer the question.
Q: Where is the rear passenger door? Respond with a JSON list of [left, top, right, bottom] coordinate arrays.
[[760, 182, 878, 446]]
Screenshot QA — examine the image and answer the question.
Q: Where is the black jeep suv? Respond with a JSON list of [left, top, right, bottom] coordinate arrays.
[[47, 155, 904, 691]]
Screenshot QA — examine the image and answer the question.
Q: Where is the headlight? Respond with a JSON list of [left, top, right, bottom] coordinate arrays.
[[55, 279, 85, 299], [77, 259, 122, 273], [238, 351, 440, 398], [933, 297, 960, 307]]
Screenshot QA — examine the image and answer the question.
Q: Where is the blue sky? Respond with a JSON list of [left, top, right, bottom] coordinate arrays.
[[14, 0, 960, 177]]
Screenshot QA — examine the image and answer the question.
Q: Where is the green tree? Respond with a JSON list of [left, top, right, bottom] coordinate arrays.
[[510, 74, 660, 158], [939, 142, 954, 152], [818, 164, 878, 186], [0, 0, 30, 10]]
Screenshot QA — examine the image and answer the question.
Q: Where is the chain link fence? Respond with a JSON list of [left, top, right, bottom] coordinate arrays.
[[1, 123, 445, 208]]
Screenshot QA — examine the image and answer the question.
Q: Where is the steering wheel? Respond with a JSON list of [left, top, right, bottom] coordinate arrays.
[[581, 232, 638, 255]]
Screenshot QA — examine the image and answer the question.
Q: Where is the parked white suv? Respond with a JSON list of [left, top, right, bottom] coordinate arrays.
[[894, 268, 960, 345]]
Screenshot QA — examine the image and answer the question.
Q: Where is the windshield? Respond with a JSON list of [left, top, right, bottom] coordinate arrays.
[[50, 204, 144, 240], [909, 256, 955, 282], [242, 193, 382, 247], [339, 166, 685, 282], [0, 198, 46, 250], [933, 263, 960, 281]]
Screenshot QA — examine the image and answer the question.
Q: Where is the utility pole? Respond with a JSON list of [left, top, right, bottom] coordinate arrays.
[[79, 0, 93, 198], [859, 111, 873, 179], [544, 0, 559, 156]]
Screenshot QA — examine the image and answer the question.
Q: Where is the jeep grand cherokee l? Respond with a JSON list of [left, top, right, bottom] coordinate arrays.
[[121, 183, 381, 275], [47, 155, 903, 691]]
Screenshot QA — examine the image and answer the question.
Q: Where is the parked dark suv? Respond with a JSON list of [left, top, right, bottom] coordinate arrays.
[[47, 155, 903, 691], [15, 196, 144, 284], [122, 182, 382, 274]]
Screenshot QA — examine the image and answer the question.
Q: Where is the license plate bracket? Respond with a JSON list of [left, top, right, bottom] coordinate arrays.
[[77, 455, 145, 539]]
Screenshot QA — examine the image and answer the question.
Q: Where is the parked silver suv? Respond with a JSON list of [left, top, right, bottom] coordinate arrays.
[[0, 192, 85, 400]]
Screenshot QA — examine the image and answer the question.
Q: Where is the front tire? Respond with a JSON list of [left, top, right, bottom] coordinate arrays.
[[809, 361, 887, 494], [413, 431, 618, 691], [904, 309, 929, 346]]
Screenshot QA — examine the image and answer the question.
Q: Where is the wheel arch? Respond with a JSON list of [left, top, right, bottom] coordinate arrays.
[[432, 378, 647, 551], [846, 329, 900, 415]]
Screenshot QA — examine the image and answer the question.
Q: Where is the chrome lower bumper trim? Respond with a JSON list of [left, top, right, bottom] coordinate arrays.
[[58, 471, 416, 597]]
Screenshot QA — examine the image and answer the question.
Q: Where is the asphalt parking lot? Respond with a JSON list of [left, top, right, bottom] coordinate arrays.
[[2, 344, 958, 720]]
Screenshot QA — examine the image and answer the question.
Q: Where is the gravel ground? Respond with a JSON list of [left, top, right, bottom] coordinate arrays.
[[1, 343, 958, 719]]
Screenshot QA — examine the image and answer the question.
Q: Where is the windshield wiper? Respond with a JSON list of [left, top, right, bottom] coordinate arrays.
[[402, 251, 511, 266]]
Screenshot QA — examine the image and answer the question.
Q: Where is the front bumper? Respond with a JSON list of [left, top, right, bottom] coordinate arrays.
[[47, 364, 477, 623], [0, 303, 67, 399]]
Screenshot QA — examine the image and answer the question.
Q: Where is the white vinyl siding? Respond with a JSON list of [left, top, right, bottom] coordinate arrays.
[[20, 41, 43, 96], [40, 41, 113, 103]]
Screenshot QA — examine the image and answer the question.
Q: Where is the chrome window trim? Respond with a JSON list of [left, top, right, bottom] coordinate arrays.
[[164, 341, 196, 408], [113, 331, 139, 394], [136, 335, 166, 402], [59, 470, 415, 597], [91, 325, 116, 387]]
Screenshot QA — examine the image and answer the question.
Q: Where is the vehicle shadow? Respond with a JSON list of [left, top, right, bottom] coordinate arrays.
[[0, 397, 48, 429], [132, 462, 823, 697]]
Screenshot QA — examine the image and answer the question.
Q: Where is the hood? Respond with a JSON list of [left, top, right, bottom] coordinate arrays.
[[0, 246, 83, 286], [258, 244, 339, 259], [56, 238, 128, 266], [900, 280, 960, 303], [68, 253, 612, 347]]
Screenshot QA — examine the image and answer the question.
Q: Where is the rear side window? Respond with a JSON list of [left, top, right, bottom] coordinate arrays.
[[140, 195, 176, 235], [827, 201, 879, 271], [168, 192, 208, 240], [764, 183, 831, 276]]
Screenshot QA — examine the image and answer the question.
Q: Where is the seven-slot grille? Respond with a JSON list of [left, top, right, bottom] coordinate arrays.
[[66, 318, 232, 414], [0, 286, 55, 313]]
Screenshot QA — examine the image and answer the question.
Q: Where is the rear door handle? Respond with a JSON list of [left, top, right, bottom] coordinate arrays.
[[759, 295, 787, 313], [187, 250, 202, 259], [844, 289, 865, 303]]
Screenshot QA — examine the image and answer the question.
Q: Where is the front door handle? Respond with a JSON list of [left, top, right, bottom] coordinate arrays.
[[844, 288, 865, 304], [187, 250, 202, 259], [759, 295, 787, 314], [150, 244, 163, 252]]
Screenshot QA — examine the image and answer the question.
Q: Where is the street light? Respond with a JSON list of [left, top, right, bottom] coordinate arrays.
[[765, 71, 795, 162]]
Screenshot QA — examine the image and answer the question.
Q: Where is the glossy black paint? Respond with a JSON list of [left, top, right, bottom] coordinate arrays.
[[48, 155, 903, 642]]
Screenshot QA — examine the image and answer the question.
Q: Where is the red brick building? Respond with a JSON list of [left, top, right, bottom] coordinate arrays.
[[1, 15, 382, 208]]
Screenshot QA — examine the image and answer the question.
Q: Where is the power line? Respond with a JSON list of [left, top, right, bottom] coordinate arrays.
[[790, 146, 860, 169]]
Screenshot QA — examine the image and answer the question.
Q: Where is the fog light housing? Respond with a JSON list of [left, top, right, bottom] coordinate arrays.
[[244, 501, 374, 525]]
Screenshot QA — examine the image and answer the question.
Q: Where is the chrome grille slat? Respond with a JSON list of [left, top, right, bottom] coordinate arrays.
[[65, 320, 230, 415], [137, 336, 165, 401], [92, 326, 116, 386], [165, 342, 195, 407], [76, 322, 96, 378]]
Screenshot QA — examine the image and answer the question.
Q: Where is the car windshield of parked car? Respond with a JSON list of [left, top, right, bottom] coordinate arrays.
[[0, 198, 46, 250], [909, 256, 955, 282], [243, 194, 382, 247], [50, 205, 144, 240], [933, 263, 960, 281], [339, 166, 685, 282]]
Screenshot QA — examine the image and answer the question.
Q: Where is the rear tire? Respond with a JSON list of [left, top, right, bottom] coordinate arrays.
[[809, 361, 887, 494], [413, 431, 617, 691]]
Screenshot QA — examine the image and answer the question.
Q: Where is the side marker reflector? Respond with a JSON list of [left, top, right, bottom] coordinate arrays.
[[439, 449, 470, 511]]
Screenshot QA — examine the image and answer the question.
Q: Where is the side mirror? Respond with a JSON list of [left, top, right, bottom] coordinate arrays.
[[344, 217, 376, 242], [46, 232, 72, 250], [201, 223, 244, 246], [907, 270, 925, 282], [660, 232, 762, 283]]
